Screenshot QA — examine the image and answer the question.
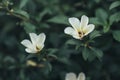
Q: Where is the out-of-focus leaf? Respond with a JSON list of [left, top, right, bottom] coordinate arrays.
[[82, 47, 89, 60], [109, 1, 120, 10], [89, 30, 101, 39], [95, 8, 108, 24], [13, 9, 29, 19], [103, 24, 111, 33], [89, 17, 103, 25], [21, 22, 36, 33], [41, 61, 52, 75], [36, 9, 51, 22], [65, 39, 79, 45], [19, 0, 29, 9], [112, 30, 120, 42], [90, 47, 103, 60], [39, 23, 50, 28], [47, 15, 69, 25], [109, 12, 120, 25], [47, 48, 58, 55]]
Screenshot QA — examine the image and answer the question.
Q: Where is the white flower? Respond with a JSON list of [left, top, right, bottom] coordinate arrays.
[[21, 33, 46, 53], [64, 15, 95, 40], [65, 72, 85, 80]]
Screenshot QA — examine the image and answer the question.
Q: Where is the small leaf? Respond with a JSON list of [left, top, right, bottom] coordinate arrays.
[[89, 17, 103, 25], [95, 8, 108, 24], [109, 12, 120, 25], [47, 48, 58, 55], [19, 0, 29, 9], [47, 15, 69, 25], [13, 9, 29, 19], [65, 39, 81, 46], [109, 1, 120, 10], [36, 9, 50, 22], [41, 61, 52, 75], [90, 47, 103, 60], [89, 30, 101, 39], [112, 30, 120, 42], [103, 24, 111, 33], [21, 22, 36, 33], [82, 47, 89, 60]]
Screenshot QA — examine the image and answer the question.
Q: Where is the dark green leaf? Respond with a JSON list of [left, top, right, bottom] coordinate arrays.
[[19, 0, 29, 9], [103, 24, 111, 33], [89, 17, 103, 25], [112, 30, 120, 42], [109, 1, 120, 10], [90, 47, 103, 60], [21, 22, 36, 33], [109, 12, 120, 25], [13, 9, 29, 19], [47, 15, 69, 25], [89, 30, 101, 39], [82, 47, 89, 60], [95, 8, 108, 24]]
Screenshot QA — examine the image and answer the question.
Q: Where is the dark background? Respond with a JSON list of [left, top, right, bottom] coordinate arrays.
[[0, 0, 120, 80]]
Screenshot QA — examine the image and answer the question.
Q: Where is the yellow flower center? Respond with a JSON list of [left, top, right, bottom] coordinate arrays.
[[36, 46, 41, 51], [78, 31, 84, 39]]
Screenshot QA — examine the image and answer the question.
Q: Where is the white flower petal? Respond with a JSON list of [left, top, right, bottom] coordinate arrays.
[[80, 15, 89, 30], [69, 17, 81, 31], [64, 27, 76, 35], [84, 24, 95, 36], [37, 44, 44, 52], [37, 33, 46, 45], [77, 72, 85, 80], [29, 33, 38, 45], [25, 48, 37, 53], [65, 73, 77, 80], [21, 39, 33, 49], [64, 27, 79, 39]]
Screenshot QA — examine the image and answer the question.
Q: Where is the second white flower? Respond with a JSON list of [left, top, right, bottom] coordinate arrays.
[[21, 33, 46, 53], [64, 15, 95, 40]]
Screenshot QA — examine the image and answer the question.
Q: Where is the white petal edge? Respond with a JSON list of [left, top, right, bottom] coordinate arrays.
[[69, 17, 81, 31], [77, 72, 85, 80], [84, 24, 95, 36], [25, 48, 37, 53], [29, 33, 38, 45], [64, 27, 76, 35], [65, 72, 77, 80], [37, 44, 44, 52], [37, 33, 46, 45], [64, 27, 80, 39], [21, 39, 33, 49], [80, 15, 89, 30]]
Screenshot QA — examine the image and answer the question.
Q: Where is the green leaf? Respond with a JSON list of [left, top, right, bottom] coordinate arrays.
[[109, 12, 120, 25], [41, 61, 52, 75], [89, 30, 101, 39], [89, 17, 103, 25], [19, 0, 29, 9], [82, 47, 89, 60], [95, 8, 108, 24], [47, 15, 69, 25], [103, 24, 111, 33], [90, 47, 103, 60], [65, 39, 81, 46], [109, 1, 120, 10], [87, 51, 96, 62], [36, 9, 51, 22], [21, 22, 36, 33], [13, 9, 29, 19], [112, 30, 120, 42], [47, 48, 58, 55]]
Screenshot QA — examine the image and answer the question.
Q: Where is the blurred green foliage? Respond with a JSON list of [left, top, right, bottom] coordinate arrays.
[[0, 0, 120, 80]]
